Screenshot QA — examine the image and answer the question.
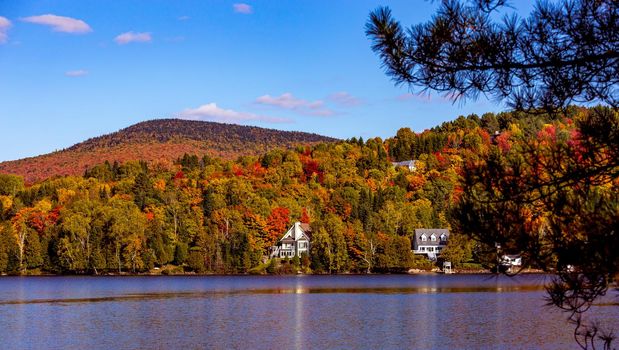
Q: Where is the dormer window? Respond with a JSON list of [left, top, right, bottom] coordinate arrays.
[[430, 234, 437, 241], [440, 234, 447, 242], [421, 234, 427, 242]]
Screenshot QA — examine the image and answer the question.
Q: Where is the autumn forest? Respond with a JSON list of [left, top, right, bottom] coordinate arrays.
[[0, 106, 615, 275]]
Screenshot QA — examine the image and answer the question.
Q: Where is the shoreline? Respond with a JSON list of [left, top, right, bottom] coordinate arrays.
[[0, 269, 547, 277]]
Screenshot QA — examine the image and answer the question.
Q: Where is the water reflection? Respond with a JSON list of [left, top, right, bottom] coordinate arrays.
[[0, 275, 616, 350], [294, 277, 304, 350], [0, 285, 550, 305]]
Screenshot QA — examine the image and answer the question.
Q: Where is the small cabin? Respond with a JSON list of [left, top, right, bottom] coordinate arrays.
[[270, 222, 311, 259], [412, 228, 449, 261]]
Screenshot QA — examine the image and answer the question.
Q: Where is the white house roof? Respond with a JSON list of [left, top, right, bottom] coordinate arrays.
[[280, 222, 311, 242]]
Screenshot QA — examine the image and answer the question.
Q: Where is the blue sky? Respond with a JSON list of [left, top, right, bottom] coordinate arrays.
[[0, 1, 533, 162]]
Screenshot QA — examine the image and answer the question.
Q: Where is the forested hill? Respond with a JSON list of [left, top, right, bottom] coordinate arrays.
[[0, 106, 601, 275], [0, 119, 338, 183]]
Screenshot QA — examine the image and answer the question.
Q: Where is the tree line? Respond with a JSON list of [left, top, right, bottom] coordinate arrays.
[[0, 106, 602, 275]]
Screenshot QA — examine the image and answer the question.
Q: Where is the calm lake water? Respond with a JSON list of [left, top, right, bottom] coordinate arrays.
[[0, 274, 617, 350]]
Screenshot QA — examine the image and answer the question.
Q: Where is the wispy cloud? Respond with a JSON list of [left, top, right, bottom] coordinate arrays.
[[233, 3, 253, 14], [178, 16, 190, 21], [0, 16, 11, 44], [21, 14, 92, 34], [65, 70, 88, 77], [114, 31, 152, 45], [255, 93, 334, 116], [396, 92, 456, 103], [178, 103, 291, 124], [328, 91, 362, 106], [256, 93, 322, 109]]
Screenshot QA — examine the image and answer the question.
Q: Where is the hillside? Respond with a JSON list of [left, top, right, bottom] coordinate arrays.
[[0, 107, 610, 276], [0, 119, 338, 183]]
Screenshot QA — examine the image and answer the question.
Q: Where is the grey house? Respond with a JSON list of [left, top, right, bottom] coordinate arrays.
[[391, 160, 417, 172], [270, 222, 311, 258], [412, 229, 449, 261]]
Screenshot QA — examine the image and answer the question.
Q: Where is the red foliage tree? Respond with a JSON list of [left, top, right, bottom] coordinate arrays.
[[300, 208, 311, 224], [265, 207, 290, 247]]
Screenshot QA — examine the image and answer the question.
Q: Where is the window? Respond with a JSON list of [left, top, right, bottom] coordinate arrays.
[[428, 247, 434, 252], [440, 234, 447, 242], [420, 247, 425, 251], [421, 234, 427, 242], [430, 234, 437, 241]]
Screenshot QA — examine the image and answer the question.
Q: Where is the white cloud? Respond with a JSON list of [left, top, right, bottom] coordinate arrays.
[[178, 16, 190, 21], [233, 3, 253, 14], [255, 93, 334, 116], [328, 91, 362, 106], [21, 14, 92, 34], [178, 103, 291, 124], [256, 93, 322, 109], [114, 31, 152, 45], [0, 16, 11, 44], [65, 70, 88, 77]]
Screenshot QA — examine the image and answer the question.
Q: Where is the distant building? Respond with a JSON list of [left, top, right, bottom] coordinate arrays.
[[391, 160, 417, 172], [412, 228, 449, 261], [501, 254, 522, 267], [270, 222, 311, 259]]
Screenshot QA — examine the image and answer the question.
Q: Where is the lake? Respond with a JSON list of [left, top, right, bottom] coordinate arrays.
[[0, 274, 617, 350]]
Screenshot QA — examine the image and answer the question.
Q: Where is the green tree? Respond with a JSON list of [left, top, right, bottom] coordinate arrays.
[[310, 227, 333, 273], [186, 247, 206, 273], [439, 233, 474, 268], [174, 242, 189, 265], [0, 174, 25, 196]]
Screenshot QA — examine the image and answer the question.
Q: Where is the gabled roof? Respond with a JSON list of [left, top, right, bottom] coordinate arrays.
[[279, 222, 311, 242], [414, 228, 449, 246]]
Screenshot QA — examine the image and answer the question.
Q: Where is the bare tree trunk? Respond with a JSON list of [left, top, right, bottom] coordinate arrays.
[[361, 240, 376, 274], [14, 222, 27, 273], [116, 243, 121, 273], [173, 212, 178, 241]]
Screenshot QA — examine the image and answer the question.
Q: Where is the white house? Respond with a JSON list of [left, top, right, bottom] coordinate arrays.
[[391, 160, 417, 172], [501, 254, 522, 267], [270, 222, 311, 259], [412, 228, 449, 261]]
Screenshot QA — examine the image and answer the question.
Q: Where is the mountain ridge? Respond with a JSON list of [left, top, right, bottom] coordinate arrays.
[[0, 119, 338, 183]]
